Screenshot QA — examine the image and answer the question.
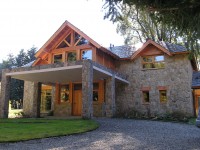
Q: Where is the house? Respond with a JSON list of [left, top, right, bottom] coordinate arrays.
[[0, 20, 199, 118]]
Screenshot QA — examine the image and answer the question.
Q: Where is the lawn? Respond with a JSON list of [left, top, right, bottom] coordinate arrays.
[[0, 118, 99, 142]]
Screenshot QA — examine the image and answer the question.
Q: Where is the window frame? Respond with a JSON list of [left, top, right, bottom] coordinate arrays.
[[60, 84, 70, 103], [142, 90, 150, 104], [53, 53, 63, 63], [81, 49, 93, 60], [142, 55, 165, 69], [159, 90, 167, 103]]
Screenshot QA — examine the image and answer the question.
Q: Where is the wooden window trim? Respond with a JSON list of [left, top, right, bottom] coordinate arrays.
[[81, 49, 93, 60], [53, 53, 63, 63]]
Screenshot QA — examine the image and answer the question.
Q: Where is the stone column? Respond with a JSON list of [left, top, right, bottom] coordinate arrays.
[[82, 60, 93, 119], [0, 70, 11, 118], [23, 81, 41, 118], [105, 75, 116, 117]]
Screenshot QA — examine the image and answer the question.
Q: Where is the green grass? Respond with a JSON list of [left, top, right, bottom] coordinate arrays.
[[0, 118, 99, 142]]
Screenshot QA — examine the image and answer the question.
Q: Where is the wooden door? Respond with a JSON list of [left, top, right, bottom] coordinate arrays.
[[73, 90, 82, 116]]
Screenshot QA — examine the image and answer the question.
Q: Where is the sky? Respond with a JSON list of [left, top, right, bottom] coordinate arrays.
[[0, 0, 125, 62]]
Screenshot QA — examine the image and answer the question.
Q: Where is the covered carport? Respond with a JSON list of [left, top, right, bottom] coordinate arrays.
[[0, 60, 129, 118]]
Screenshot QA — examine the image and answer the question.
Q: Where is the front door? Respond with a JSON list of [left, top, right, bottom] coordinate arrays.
[[73, 89, 82, 116]]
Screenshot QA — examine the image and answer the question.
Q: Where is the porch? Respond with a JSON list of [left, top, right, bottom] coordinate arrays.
[[0, 60, 129, 118]]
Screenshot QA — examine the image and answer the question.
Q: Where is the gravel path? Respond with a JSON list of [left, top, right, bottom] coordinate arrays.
[[1, 118, 200, 150]]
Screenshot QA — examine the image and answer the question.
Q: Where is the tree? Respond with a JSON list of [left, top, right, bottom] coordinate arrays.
[[0, 46, 37, 103], [116, 5, 181, 45], [103, 0, 200, 38], [104, 1, 200, 55]]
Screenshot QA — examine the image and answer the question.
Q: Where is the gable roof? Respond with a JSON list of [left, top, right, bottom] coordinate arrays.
[[131, 39, 172, 59], [192, 71, 200, 88], [157, 41, 188, 53], [35, 20, 120, 60]]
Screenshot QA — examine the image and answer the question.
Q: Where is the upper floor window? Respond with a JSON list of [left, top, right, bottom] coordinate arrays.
[[67, 52, 76, 62], [54, 54, 62, 63], [142, 55, 165, 69], [82, 50, 92, 60]]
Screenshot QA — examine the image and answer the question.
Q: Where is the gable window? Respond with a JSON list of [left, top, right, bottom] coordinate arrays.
[[142, 55, 165, 69], [82, 50, 92, 60], [54, 54, 62, 63], [160, 90, 167, 103], [142, 91, 150, 103]]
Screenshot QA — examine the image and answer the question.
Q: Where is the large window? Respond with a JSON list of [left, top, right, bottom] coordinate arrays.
[[41, 89, 52, 113], [60, 85, 70, 103], [67, 52, 76, 62], [82, 50, 92, 60], [53, 54, 62, 63], [142, 55, 165, 69], [142, 91, 150, 104], [160, 90, 167, 103]]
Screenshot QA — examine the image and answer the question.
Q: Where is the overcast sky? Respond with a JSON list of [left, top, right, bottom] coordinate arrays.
[[0, 0, 124, 62]]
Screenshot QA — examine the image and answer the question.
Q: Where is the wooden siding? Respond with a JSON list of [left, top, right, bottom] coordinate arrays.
[[96, 49, 115, 70]]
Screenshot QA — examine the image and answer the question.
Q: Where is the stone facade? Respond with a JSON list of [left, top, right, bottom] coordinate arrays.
[[105, 75, 116, 117], [82, 60, 94, 118], [115, 54, 194, 117], [23, 81, 41, 117], [0, 70, 11, 118]]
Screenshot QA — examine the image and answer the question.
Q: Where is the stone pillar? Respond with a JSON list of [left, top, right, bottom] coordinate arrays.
[[82, 60, 93, 119], [0, 70, 11, 118], [105, 75, 116, 117], [23, 81, 41, 118]]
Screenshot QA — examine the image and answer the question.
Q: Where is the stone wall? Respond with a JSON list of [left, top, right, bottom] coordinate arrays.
[[115, 54, 194, 117], [23, 81, 41, 117], [54, 102, 72, 116]]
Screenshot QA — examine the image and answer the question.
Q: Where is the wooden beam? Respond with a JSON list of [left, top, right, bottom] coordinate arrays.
[[74, 36, 83, 46]]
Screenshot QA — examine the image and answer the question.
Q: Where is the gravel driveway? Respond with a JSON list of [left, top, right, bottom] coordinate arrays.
[[1, 118, 200, 150]]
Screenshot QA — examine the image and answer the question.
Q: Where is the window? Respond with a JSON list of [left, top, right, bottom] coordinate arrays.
[[67, 52, 76, 62], [160, 90, 167, 102], [41, 89, 52, 113], [54, 54, 62, 63], [142, 55, 165, 69], [60, 85, 70, 102], [82, 50, 92, 60], [93, 83, 99, 101], [143, 91, 150, 103]]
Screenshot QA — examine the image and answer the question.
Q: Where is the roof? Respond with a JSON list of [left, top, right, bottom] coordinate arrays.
[[157, 41, 187, 53], [192, 71, 200, 88], [108, 40, 189, 60], [108, 45, 137, 58], [131, 40, 172, 59], [35, 20, 120, 61]]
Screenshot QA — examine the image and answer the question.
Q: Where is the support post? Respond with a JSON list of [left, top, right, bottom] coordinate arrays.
[[82, 60, 93, 119], [23, 81, 41, 117], [105, 74, 116, 117], [0, 70, 11, 118]]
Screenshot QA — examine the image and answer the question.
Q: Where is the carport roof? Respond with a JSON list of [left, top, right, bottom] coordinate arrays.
[[5, 63, 129, 84]]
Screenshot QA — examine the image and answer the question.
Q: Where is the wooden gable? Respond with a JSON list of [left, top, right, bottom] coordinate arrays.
[[33, 20, 119, 69], [131, 40, 172, 60]]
